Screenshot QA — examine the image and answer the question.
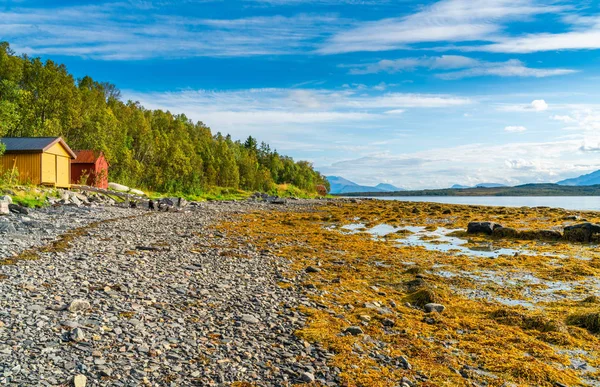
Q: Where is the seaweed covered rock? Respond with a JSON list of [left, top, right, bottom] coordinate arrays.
[[563, 223, 600, 242], [467, 221, 503, 235], [518, 229, 563, 241], [492, 226, 518, 238]]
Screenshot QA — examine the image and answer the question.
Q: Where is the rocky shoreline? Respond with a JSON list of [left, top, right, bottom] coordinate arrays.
[[0, 199, 339, 386]]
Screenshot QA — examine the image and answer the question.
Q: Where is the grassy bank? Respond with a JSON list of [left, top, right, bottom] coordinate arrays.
[[1, 183, 326, 208]]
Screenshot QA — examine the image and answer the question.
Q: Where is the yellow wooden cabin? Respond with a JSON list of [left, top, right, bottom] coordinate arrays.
[[0, 137, 76, 188]]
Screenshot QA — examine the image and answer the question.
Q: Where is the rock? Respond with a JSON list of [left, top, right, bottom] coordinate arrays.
[[359, 315, 371, 322], [305, 266, 321, 273], [424, 303, 445, 313], [538, 229, 562, 240], [563, 215, 580, 221], [70, 328, 85, 342], [398, 355, 412, 370], [0, 195, 12, 204], [564, 223, 600, 242], [241, 314, 260, 324], [467, 222, 503, 235], [8, 203, 28, 214], [269, 198, 287, 205], [108, 182, 130, 192], [0, 202, 8, 215], [344, 326, 364, 335], [73, 374, 87, 387], [69, 195, 82, 206], [300, 372, 315, 383], [68, 299, 91, 313], [381, 318, 395, 327]]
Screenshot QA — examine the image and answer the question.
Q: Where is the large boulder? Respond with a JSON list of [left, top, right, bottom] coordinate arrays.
[[467, 222, 503, 235], [108, 182, 130, 192], [564, 223, 600, 243]]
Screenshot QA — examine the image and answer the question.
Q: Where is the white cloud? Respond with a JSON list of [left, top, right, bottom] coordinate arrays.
[[346, 56, 575, 79], [504, 125, 527, 132], [318, 0, 562, 54], [438, 60, 575, 80], [480, 31, 600, 54], [1, 4, 347, 59], [319, 137, 600, 189], [124, 87, 472, 135], [550, 115, 576, 124], [498, 99, 549, 112], [531, 99, 548, 111], [580, 143, 600, 152], [549, 109, 600, 132]]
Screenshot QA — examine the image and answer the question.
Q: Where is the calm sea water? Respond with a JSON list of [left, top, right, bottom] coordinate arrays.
[[357, 196, 600, 211]]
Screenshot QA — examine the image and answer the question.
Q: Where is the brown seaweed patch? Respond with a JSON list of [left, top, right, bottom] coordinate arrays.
[[490, 309, 566, 333], [404, 288, 438, 307], [566, 312, 600, 333]]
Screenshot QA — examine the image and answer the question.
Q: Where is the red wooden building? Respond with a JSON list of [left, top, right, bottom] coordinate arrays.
[[70, 150, 109, 189]]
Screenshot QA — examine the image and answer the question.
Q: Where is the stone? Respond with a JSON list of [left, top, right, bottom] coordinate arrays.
[[305, 266, 321, 273], [424, 303, 445, 313], [0, 202, 8, 215], [68, 299, 91, 313], [0, 195, 12, 204], [70, 328, 85, 342], [300, 371, 315, 383], [9, 203, 28, 215], [344, 326, 364, 336], [381, 318, 395, 327], [241, 314, 260, 324], [467, 222, 503, 235], [73, 374, 87, 387], [398, 356, 412, 370]]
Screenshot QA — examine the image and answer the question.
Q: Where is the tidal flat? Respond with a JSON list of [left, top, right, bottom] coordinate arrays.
[[219, 199, 600, 387]]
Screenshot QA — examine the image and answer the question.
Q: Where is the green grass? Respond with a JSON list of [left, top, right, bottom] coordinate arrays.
[[1, 185, 52, 208], [2, 182, 326, 208]]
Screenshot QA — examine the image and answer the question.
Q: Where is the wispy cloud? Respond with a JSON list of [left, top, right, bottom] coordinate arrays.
[[497, 99, 549, 112], [345, 55, 576, 79], [318, 0, 562, 54], [477, 14, 600, 53], [1, 3, 346, 59], [504, 125, 527, 132], [124, 87, 472, 137]]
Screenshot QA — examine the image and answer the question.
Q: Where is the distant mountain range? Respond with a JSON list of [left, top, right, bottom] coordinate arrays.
[[329, 169, 600, 195], [557, 170, 600, 186], [327, 176, 403, 194], [451, 183, 507, 189]]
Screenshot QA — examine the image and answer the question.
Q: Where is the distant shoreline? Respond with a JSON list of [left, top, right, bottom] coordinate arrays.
[[335, 183, 600, 197]]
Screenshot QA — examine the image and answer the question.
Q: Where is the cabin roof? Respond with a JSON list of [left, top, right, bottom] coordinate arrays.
[[72, 150, 107, 165], [0, 137, 77, 158]]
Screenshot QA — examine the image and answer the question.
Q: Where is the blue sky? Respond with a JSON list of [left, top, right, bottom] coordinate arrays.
[[2, 0, 600, 188]]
